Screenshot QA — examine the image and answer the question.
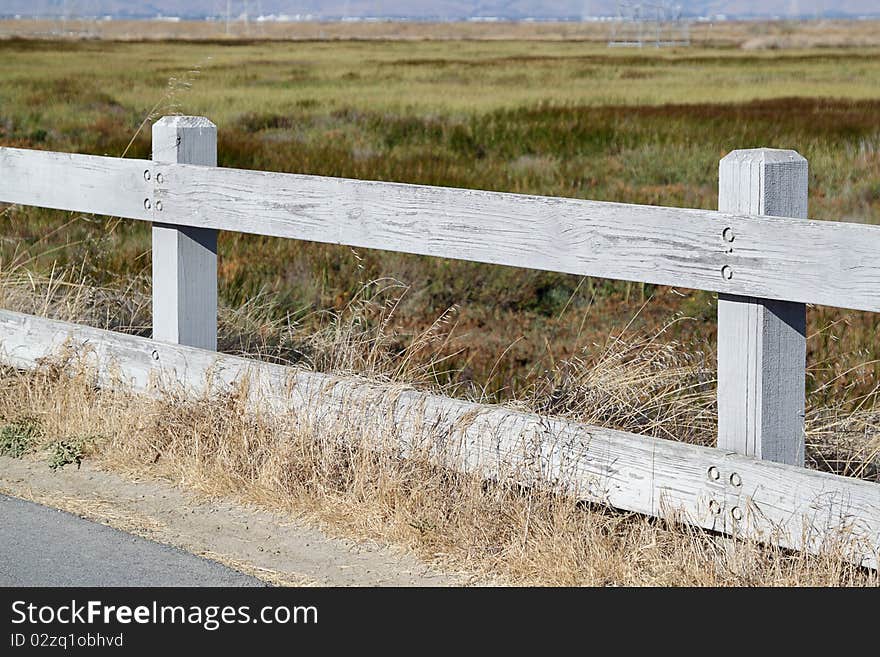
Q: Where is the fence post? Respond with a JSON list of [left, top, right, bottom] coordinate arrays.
[[717, 149, 808, 465], [151, 116, 218, 351]]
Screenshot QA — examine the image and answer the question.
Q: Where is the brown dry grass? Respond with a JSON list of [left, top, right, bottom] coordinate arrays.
[[1, 358, 875, 586], [0, 269, 878, 586], [2, 19, 879, 49]]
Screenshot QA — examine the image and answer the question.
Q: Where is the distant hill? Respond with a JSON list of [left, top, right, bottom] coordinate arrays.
[[2, 0, 879, 20]]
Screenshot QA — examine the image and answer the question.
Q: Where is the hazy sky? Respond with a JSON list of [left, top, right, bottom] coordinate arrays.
[[2, 0, 874, 19]]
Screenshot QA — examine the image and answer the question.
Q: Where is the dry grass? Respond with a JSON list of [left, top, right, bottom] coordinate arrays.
[[0, 358, 875, 587], [2, 19, 879, 49], [0, 268, 878, 586]]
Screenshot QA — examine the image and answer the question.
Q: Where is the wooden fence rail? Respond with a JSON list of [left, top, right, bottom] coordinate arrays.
[[1, 116, 878, 567], [4, 145, 880, 314]]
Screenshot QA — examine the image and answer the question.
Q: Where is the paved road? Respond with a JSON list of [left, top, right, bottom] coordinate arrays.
[[0, 495, 264, 586]]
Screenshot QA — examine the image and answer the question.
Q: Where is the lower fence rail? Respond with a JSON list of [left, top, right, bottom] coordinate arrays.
[[0, 308, 877, 569]]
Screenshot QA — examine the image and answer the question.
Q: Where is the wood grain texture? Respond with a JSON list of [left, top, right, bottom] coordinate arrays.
[[151, 116, 218, 351], [0, 309, 876, 568], [156, 160, 880, 310], [0, 147, 151, 220], [153, 161, 880, 313], [5, 146, 880, 312], [717, 149, 807, 465]]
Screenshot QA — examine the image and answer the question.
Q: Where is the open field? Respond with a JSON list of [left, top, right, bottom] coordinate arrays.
[[1, 34, 879, 583], [2, 18, 880, 49], [2, 39, 879, 403]]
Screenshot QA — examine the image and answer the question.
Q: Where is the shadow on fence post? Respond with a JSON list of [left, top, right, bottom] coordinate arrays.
[[151, 116, 218, 351], [717, 149, 808, 465]]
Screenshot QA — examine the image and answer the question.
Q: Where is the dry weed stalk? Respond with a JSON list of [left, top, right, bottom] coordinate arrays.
[[0, 356, 875, 586], [0, 267, 878, 585]]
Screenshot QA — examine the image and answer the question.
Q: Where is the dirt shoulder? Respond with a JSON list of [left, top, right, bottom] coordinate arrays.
[[0, 455, 466, 587]]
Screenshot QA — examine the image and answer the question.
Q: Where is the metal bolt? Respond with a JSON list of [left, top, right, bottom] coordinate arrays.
[[156, 172, 164, 184], [731, 506, 743, 521], [151, 349, 159, 361], [729, 472, 742, 487], [709, 499, 721, 515], [143, 170, 151, 181], [722, 227, 735, 243], [155, 201, 163, 212], [721, 265, 733, 280], [707, 466, 720, 481], [144, 198, 151, 210]]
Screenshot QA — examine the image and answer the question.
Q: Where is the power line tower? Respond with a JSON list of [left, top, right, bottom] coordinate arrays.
[[54, 0, 100, 38], [608, 1, 690, 48], [221, 0, 265, 37]]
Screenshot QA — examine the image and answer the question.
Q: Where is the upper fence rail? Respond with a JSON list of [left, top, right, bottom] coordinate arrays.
[[2, 146, 880, 313]]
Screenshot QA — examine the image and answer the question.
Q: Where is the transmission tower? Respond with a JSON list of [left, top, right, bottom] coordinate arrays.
[[608, 1, 690, 48]]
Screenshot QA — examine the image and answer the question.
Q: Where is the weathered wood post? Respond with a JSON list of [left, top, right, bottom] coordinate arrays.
[[151, 116, 218, 350], [717, 149, 808, 465]]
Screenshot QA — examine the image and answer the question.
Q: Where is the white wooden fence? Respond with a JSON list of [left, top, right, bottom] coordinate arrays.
[[1, 116, 878, 567]]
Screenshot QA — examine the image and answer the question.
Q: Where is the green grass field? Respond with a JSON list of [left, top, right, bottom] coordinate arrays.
[[2, 38, 880, 409]]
